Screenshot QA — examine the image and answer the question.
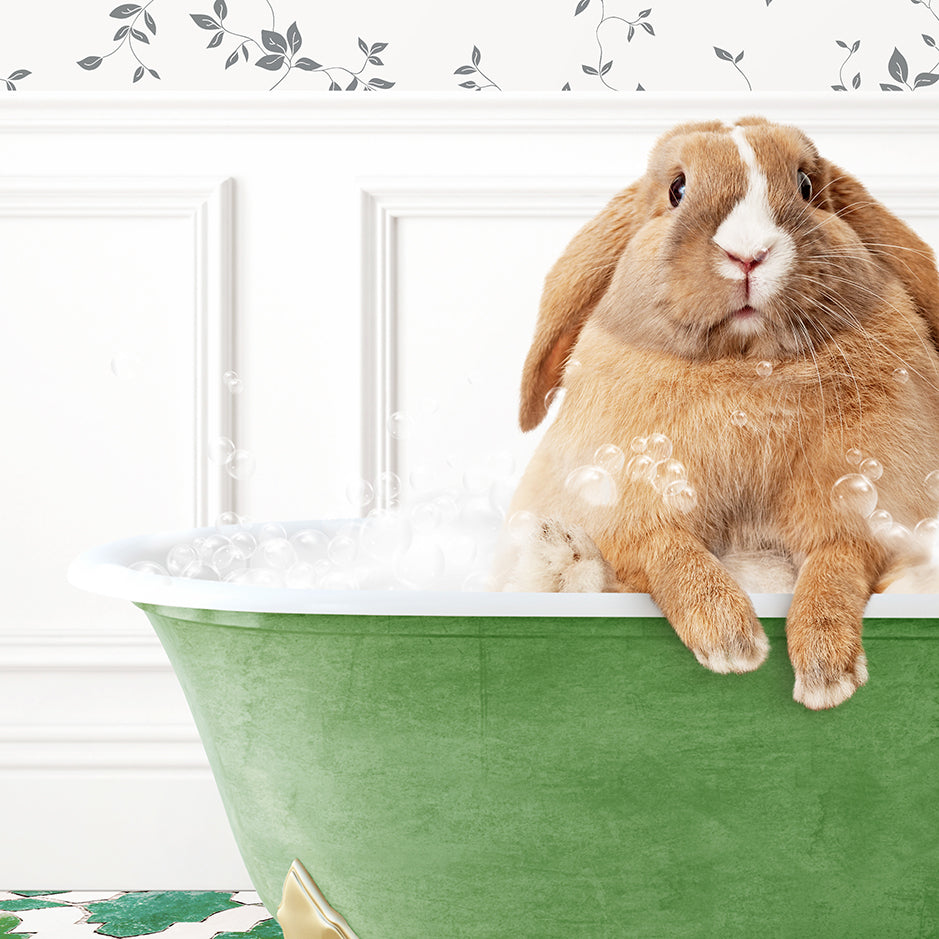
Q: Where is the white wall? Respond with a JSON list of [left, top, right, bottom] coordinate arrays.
[[3, 93, 939, 888]]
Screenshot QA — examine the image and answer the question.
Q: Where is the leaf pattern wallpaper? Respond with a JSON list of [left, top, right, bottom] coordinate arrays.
[[0, 0, 937, 92]]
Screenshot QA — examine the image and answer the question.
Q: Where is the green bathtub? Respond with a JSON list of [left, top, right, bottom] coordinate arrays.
[[70, 523, 939, 938]]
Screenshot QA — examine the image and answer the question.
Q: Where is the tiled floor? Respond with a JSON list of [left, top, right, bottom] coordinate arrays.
[[0, 891, 282, 937]]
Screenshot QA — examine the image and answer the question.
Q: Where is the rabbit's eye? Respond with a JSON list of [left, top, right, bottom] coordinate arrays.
[[669, 174, 686, 208], [798, 170, 812, 201]]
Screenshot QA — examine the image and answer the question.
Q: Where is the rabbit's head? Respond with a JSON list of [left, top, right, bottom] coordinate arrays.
[[519, 117, 939, 431]]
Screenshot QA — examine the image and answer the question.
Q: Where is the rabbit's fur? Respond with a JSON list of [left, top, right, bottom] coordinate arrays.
[[502, 117, 939, 710]]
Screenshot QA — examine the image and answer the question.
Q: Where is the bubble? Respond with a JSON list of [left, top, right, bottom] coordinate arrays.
[[394, 537, 446, 588], [130, 560, 168, 576], [925, 470, 939, 501], [230, 530, 258, 560], [257, 537, 296, 570], [290, 529, 329, 564], [564, 465, 617, 506], [228, 449, 256, 480], [893, 367, 910, 384], [387, 411, 413, 440], [756, 360, 773, 378], [630, 436, 648, 454], [215, 510, 241, 529], [361, 509, 412, 560], [845, 448, 863, 466], [626, 453, 655, 482], [346, 478, 375, 509], [544, 386, 565, 411], [462, 570, 494, 591], [432, 494, 460, 525], [196, 533, 230, 563], [212, 542, 247, 577], [327, 534, 357, 568], [831, 473, 877, 518], [410, 500, 441, 533], [646, 434, 672, 461], [594, 444, 626, 475], [284, 562, 317, 589], [731, 410, 748, 427], [879, 523, 914, 555], [868, 509, 893, 535], [663, 480, 699, 513], [914, 517, 939, 546], [651, 459, 687, 493], [565, 358, 582, 375], [223, 369, 244, 394], [110, 354, 140, 380], [859, 458, 883, 482], [166, 543, 200, 577], [244, 568, 284, 587], [506, 509, 540, 542], [377, 471, 402, 505], [258, 522, 287, 542]]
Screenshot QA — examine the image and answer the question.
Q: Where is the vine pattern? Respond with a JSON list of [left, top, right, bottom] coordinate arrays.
[[1, 67, 31, 91], [714, 46, 752, 90], [189, 0, 394, 90], [77, 2, 162, 83], [574, 0, 654, 91], [832, 39, 862, 91], [454, 46, 502, 90]]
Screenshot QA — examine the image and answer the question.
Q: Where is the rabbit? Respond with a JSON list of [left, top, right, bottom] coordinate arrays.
[[500, 116, 939, 710]]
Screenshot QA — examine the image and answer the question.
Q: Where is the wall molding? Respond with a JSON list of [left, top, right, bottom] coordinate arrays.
[[0, 176, 235, 527], [3, 92, 939, 135]]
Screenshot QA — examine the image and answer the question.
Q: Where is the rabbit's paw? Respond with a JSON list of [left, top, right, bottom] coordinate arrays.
[[792, 652, 868, 711], [682, 598, 769, 674], [503, 518, 619, 593]]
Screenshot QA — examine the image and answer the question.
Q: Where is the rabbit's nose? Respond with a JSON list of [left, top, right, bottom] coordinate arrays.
[[724, 247, 770, 273]]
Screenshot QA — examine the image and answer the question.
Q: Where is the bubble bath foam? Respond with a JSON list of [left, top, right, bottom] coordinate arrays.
[[70, 523, 939, 938]]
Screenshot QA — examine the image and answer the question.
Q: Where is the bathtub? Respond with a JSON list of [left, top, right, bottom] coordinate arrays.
[[69, 520, 939, 938]]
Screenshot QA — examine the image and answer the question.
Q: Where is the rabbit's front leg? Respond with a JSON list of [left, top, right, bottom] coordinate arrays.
[[605, 528, 770, 674], [786, 539, 879, 710]]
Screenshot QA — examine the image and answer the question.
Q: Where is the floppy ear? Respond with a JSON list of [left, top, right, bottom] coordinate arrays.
[[519, 182, 644, 431], [819, 160, 939, 351]]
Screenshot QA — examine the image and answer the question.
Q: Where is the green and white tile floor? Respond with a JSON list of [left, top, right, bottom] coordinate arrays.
[[0, 891, 282, 937]]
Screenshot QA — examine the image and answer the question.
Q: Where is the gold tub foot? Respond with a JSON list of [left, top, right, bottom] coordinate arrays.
[[276, 858, 360, 939]]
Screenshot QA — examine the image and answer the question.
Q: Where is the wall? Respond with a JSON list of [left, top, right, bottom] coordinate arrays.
[[1, 0, 938, 94]]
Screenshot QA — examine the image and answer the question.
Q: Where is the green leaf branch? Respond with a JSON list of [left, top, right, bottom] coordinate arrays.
[[77, 1, 161, 84]]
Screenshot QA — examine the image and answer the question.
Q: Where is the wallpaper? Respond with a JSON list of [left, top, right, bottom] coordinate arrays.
[[1, 0, 937, 93]]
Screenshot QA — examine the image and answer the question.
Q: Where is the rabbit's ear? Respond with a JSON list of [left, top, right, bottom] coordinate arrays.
[[820, 160, 939, 351], [519, 182, 644, 431]]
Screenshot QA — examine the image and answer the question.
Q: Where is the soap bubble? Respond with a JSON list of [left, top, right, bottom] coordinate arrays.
[[230, 530, 258, 560], [462, 570, 494, 591], [594, 444, 626, 475], [663, 480, 699, 513], [731, 410, 748, 427], [845, 448, 863, 466], [228, 449, 256, 480], [831, 474, 877, 518], [879, 523, 914, 555], [257, 537, 296, 570], [506, 509, 540, 542], [647, 434, 672, 461], [925, 470, 939, 501], [651, 459, 686, 493], [564, 465, 617, 506], [914, 517, 939, 546], [432, 494, 461, 525], [215, 510, 241, 530], [196, 533, 230, 563], [208, 437, 235, 465], [410, 500, 441, 533], [212, 543, 247, 577], [868, 509, 893, 536], [166, 543, 200, 577], [361, 509, 412, 560], [258, 522, 287, 542], [756, 360, 773, 377], [893, 367, 910, 384], [394, 537, 445, 588], [327, 534, 357, 568], [285, 562, 317, 589], [627, 453, 655, 482], [387, 411, 413, 440], [290, 529, 329, 564], [377, 471, 402, 505], [130, 560, 168, 576], [245, 568, 284, 587], [630, 436, 648, 454], [859, 458, 883, 482], [223, 370, 244, 394], [346, 478, 375, 509], [110, 354, 140, 380]]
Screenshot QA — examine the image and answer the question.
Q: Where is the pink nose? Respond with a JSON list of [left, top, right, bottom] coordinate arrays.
[[725, 247, 770, 273]]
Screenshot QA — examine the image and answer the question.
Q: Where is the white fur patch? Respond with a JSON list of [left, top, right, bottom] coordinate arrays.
[[712, 125, 796, 308]]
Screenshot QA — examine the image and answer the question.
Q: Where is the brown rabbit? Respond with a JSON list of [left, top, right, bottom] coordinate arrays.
[[503, 117, 939, 710]]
